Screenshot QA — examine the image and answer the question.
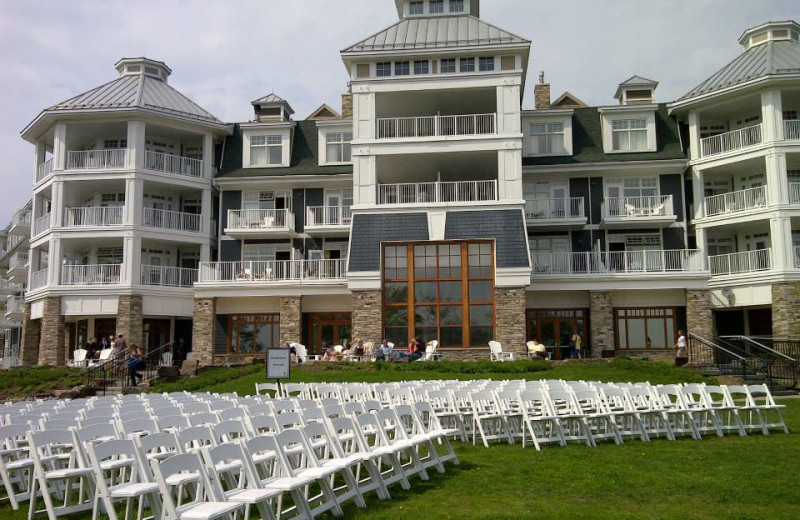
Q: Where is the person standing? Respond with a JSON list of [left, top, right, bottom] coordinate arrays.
[[674, 330, 688, 366], [570, 331, 583, 359], [112, 334, 127, 359]]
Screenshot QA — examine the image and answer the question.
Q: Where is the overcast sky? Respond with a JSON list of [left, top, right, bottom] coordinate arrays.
[[0, 0, 797, 223]]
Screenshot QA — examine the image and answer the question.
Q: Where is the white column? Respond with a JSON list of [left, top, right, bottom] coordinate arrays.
[[688, 111, 701, 161], [761, 89, 784, 143], [52, 123, 67, 171], [353, 155, 376, 206], [51, 180, 64, 227], [48, 237, 62, 286], [202, 133, 214, 179], [695, 227, 708, 270], [201, 187, 212, 235], [125, 178, 144, 226], [497, 149, 522, 202], [765, 151, 788, 206], [123, 234, 142, 285], [353, 90, 375, 140], [769, 217, 792, 271], [127, 121, 146, 170], [200, 244, 211, 263], [691, 168, 705, 219], [33, 140, 46, 183]]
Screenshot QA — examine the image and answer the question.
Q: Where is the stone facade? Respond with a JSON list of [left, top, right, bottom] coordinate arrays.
[[495, 286, 527, 357], [116, 295, 144, 347], [341, 88, 353, 119], [20, 302, 40, 365], [192, 298, 216, 366], [771, 282, 800, 336], [686, 289, 714, 339], [351, 290, 383, 344], [589, 291, 613, 358], [279, 296, 302, 346], [38, 296, 65, 366]]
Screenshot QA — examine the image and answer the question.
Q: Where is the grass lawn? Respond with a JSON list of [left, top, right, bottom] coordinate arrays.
[[2, 360, 797, 519]]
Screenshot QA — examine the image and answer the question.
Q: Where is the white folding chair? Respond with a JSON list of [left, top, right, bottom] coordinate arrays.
[[255, 383, 280, 398], [0, 424, 34, 510], [571, 388, 624, 445], [393, 404, 447, 473], [701, 385, 746, 437], [681, 384, 724, 437], [354, 413, 411, 491], [469, 390, 513, 447], [177, 426, 217, 455], [598, 386, 650, 442], [326, 416, 391, 500], [546, 387, 596, 447], [654, 385, 702, 440], [517, 389, 566, 450], [374, 408, 430, 481], [301, 422, 367, 509], [740, 384, 790, 434]]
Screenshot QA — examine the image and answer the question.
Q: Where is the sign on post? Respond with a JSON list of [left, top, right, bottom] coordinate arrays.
[[265, 348, 291, 380]]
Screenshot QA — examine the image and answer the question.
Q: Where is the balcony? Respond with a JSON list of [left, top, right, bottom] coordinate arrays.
[[709, 249, 771, 277], [785, 120, 800, 141], [704, 186, 767, 218], [33, 213, 51, 237], [7, 252, 28, 276], [601, 195, 675, 228], [61, 264, 122, 286], [64, 206, 125, 228], [700, 124, 762, 158], [145, 151, 203, 178], [67, 149, 127, 170], [377, 180, 497, 206], [36, 158, 53, 183], [224, 209, 295, 238], [0, 279, 22, 295], [10, 210, 31, 232], [5, 296, 24, 319], [525, 197, 586, 229], [198, 259, 347, 285], [143, 208, 201, 233], [376, 113, 496, 140], [30, 268, 48, 291], [531, 250, 705, 278], [140, 265, 197, 288], [305, 206, 352, 235]]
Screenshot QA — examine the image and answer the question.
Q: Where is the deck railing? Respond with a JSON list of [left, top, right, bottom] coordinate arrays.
[[603, 195, 673, 218], [377, 179, 497, 205], [64, 206, 125, 227], [531, 249, 704, 276], [709, 249, 772, 276], [143, 208, 201, 232], [198, 259, 347, 283], [11, 210, 31, 228], [785, 120, 800, 141], [226, 209, 293, 230], [0, 280, 22, 292], [525, 197, 584, 221], [704, 185, 767, 216], [376, 113, 496, 139], [8, 252, 28, 270], [36, 158, 53, 183], [306, 206, 352, 227], [700, 124, 762, 157], [140, 265, 197, 288], [33, 213, 51, 236], [30, 268, 48, 290], [61, 264, 122, 285], [145, 151, 203, 178], [795, 246, 800, 269], [67, 149, 127, 170], [5, 297, 23, 315]]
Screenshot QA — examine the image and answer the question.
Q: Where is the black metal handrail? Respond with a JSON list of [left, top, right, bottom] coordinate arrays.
[[748, 336, 800, 360], [86, 341, 176, 395], [687, 333, 748, 380], [718, 335, 798, 390]]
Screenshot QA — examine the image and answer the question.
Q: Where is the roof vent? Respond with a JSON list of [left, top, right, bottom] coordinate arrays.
[[114, 57, 172, 82]]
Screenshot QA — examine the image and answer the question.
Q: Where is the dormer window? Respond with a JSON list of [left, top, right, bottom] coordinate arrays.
[[450, 0, 464, 12], [326, 133, 352, 163], [530, 123, 566, 155], [250, 135, 282, 166], [409, 1, 423, 15], [430, 0, 444, 13], [611, 119, 648, 151]]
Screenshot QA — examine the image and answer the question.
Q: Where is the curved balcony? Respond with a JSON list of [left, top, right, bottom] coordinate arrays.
[[32, 213, 51, 237], [140, 265, 197, 288], [64, 206, 125, 228], [704, 186, 767, 218], [67, 149, 127, 170], [36, 158, 53, 183], [709, 249, 771, 277], [61, 264, 122, 286], [700, 124, 762, 158], [145, 151, 203, 178], [143, 208, 201, 233]]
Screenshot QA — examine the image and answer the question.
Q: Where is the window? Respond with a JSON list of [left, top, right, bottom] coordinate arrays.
[[529, 122, 565, 155], [394, 61, 410, 76], [784, 110, 798, 121], [440, 59, 456, 73], [622, 177, 658, 199], [459, 58, 475, 73], [414, 60, 429, 75], [250, 135, 282, 166], [430, 0, 444, 13], [242, 244, 282, 262], [224, 314, 280, 355], [615, 308, 679, 350], [376, 62, 391, 77], [96, 247, 124, 265], [103, 139, 127, 149], [409, 1, 423, 14], [356, 64, 370, 78], [611, 119, 648, 151], [479, 57, 495, 71], [326, 132, 352, 162], [449, 0, 464, 12]]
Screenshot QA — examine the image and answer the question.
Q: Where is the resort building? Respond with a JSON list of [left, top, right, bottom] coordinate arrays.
[[0, 202, 31, 367]]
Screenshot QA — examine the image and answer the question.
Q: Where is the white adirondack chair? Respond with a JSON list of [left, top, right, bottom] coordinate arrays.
[[488, 341, 514, 362], [69, 348, 88, 368]]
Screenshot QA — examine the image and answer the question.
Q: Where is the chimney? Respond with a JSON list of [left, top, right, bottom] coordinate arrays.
[[534, 71, 551, 110], [341, 83, 353, 120]]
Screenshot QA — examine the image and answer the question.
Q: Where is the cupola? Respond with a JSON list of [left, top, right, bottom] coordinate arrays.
[[738, 21, 800, 50], [114, 57, 172, 83], [614, 75, 658, 106], [251, 93, 294, 123]]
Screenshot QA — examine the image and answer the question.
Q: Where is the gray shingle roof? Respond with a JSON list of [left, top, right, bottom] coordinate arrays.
[[342, 15, 529, 53], [679, 40, 800, 101]]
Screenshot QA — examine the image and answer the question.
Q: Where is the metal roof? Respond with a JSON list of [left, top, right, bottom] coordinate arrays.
[[251, 93, 288, 105], [341, 15, 529, 53], [678, 39, 800, 101]]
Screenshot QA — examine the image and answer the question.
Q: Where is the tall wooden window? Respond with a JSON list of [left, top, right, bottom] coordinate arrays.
[[227, 314, 280, 354], [615, 307, 677, 350]]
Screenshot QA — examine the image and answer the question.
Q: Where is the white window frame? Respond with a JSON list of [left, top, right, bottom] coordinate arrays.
[[429, 0, 444, 13], [242, 243, 291, 262], [413, 60, 430, 75], [523, 115, 573, 156], [449, 0, 464, 13], [249, 135, 282, 167], [408, 1, 424, 15], [478, 56, 495, 72], [529, 122, 566, 156], [611, 119, 648, 152], [459, 57, 475, 73], [325, 132, 352, 164], [439, 58, 456, 74], [600, 109, 657, 154]]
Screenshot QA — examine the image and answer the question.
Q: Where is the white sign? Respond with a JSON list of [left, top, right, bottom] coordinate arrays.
[[266, 348, 291, 379]]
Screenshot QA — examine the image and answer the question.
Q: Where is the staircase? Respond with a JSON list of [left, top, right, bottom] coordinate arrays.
[[86, 341, 176, 396]]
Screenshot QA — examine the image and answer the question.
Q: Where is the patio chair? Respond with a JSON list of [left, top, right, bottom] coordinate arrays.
[[68, 348, 88, 368], [488, 341, 515, 362]]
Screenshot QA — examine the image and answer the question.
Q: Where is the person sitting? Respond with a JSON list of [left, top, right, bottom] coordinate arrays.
[[353, 339, 365, 359], [128, 344, 145, 387], [528, 337, 549, 360], [322, 344, 337, 362], [375, 339, 393, 361], [396, 337, 425, 362]]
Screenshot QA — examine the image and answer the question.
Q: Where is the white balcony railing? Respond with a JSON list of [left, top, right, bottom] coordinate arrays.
[[603, 195, 673, 218], [525, 197, 585, 221], [11, 210, 31, 228], [790, 183, 800, 204], [145, 151, 203, 178], [5, 297, 23, 315], [226, 209, 294, 231], [531, 250, 705, 276], [0, 280, 21, 292], [36, 158, 53, 183], [61, 264, 122, 285], [377, 180, 497, 205], [700, 124, 762, 157], [795, 246, 800, 269], [198, 259, 347, 283], [64, 206, 125, 227], [33, 213, 51, 236], [30, 268, 48, 290], [376, 113, 496, 139], [709, 249, 772, 277], [704, 185, 767, 217], [143, 208, 201, 233], [9, 252, 28, 270], [306, 206, 352, 227], [67, 149, 127, 170], [140, 265, 198, 288], [785, 120, 800, 141]]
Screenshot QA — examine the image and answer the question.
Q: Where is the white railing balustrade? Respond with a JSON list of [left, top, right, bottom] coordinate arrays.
[[226, 209, 293, 230], [140, 265, 198, 288], [700, 124, 762, 157], [30, 268, 48, 290], [705, 185, 767, 216], [604, 195, 673, 218], [33, 213, 51, 236], [709, 249, 772, 276], [525, 197, 584, 221], [6, 297, 23, 315], [0, 280, 21, 292], [11, 210, 31, 228], [64, 206, 125, 227], [376, 113, 496, 139], [785, 120, 800, 141], [61, 264, 122, 285], [36, 158, 53, 183], [789, 183, 800, 204], [306, 206, 352, 227], [377, 179, 497, 205], [143, 208, 201, 232], [145, 151, 203, 178], [198, 259, 347, 283], [795, 246, 800, 269], [8, 252, 28, 270], [67, 149, 127, 170], [531, 249, 705, 276]]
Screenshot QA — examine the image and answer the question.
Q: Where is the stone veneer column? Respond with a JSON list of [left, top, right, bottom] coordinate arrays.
[[116, 295, 144, 347], [38, 296, 65, 366], [192, 298, 216, 366], [279, 296, 302, 346], [494, 287, 527, 357], [20, 302, 41, 365], [686, 289, 714, 339], [771, 282, 800, 337], [589, 291, 613, 358], [351, 290, 383, 344]]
